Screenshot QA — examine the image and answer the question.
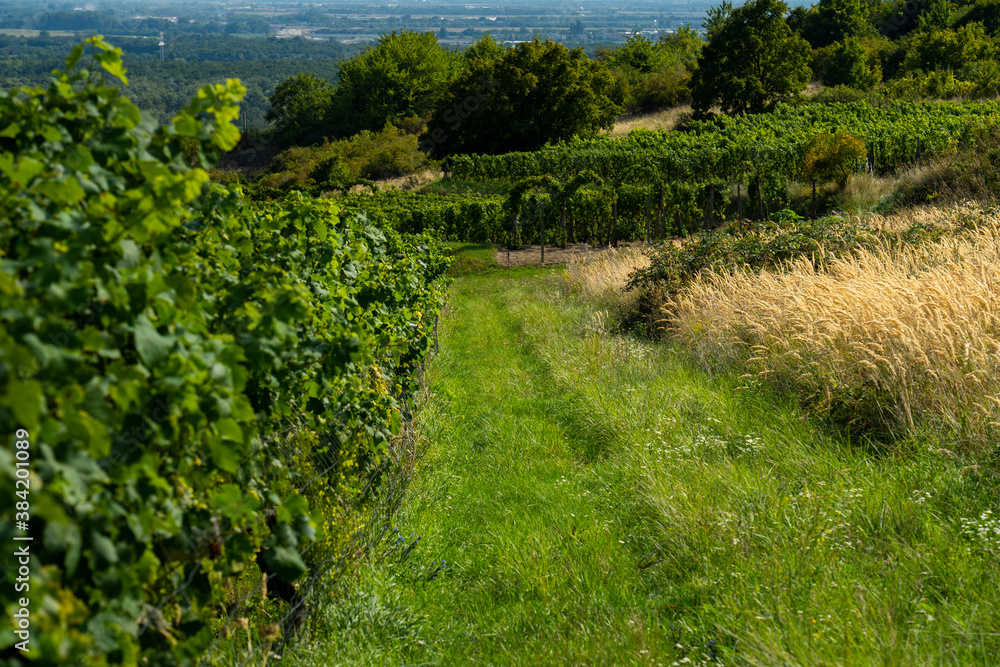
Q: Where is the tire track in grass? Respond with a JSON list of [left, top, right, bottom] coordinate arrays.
[[306, 267, 670, 665]]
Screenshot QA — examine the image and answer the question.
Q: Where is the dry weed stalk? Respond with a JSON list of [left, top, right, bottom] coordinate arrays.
[[565, 245, 650, 312], [670, 210, 1000, 450]]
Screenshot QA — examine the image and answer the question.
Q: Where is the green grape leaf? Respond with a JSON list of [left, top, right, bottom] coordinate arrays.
[[133, 315, 174, 367]]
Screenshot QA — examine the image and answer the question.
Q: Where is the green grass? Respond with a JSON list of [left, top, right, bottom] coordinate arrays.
[[443, 242, 499, 277], [285, 265, 1000, 666]]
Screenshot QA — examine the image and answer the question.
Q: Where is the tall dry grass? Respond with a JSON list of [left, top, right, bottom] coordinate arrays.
[[609, 106, 692, 137], [565, 245, 650, 314], [669, 209, 1000, 451]]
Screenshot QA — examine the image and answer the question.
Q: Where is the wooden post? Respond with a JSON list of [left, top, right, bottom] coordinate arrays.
[[539, 199, 545, 265], [509, 209, 517, 250], [705, 183, 715, 229], [737, 180, 743, 224], [755, 177, 764, 220], [657, 185, 665, 240], [645, 188, 652, 244], [560, 198, 567, 248], [611, 196, 618, 248], [811, 179, 817, 219]]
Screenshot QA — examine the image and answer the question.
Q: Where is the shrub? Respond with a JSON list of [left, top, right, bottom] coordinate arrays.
[[802, 131, 867, 189], [257, 124, 434, 193]]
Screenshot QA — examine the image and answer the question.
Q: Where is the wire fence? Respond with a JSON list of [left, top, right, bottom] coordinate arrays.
[[194, 392, 426, 666]]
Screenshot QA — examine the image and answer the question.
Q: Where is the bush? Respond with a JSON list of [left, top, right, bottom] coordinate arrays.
[[258, 124, 434, 193], [626, 214, 882, 305], [802, 131, 867, 188]]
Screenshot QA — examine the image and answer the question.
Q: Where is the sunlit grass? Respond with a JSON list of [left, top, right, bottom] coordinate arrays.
[[286, 249, 1000, 665]]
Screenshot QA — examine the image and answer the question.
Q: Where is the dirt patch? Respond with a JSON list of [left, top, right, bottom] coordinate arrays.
[[374, 170, 444, 191], [495, 241, 646, 268]]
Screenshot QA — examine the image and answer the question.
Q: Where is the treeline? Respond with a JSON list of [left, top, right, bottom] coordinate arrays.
[[0, 8, 270, 36], [0, 34, 361, 130], [260, 0, 1000, 164]]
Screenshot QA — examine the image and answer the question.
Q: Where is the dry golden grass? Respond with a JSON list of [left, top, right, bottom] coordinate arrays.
[[565, 245, 650, 313], [862, 200, 987, 233], [669, 207, 1000, 450], [609, 106, 692, 137]]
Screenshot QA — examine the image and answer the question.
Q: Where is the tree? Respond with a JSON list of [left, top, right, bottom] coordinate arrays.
[[690, 0, 811, 117], [328, 30, 463, 138], [813, 0, 870, 47], [816, 38, 882, 89], [266, 72, 334, 145], [802, 131, 866, 189], [904, 23, 998, 73], [463, 34, 506, 63], [802, 131, 866, 215], [421, 39, 620, 156]]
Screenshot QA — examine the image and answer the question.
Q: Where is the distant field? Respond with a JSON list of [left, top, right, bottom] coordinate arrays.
[[0, 29, 76, 37]]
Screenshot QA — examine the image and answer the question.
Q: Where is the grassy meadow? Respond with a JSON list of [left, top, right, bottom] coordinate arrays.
[[284, 236, 1000, 665]]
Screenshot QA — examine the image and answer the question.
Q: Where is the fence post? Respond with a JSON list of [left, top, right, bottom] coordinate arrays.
[[737, 180, 743, 224], [611, 195, 618, 248], [657, 185, 665, 240], [539, 199, 545, 265], [705, 183, 715, 229], [645, 188, 651, 244]]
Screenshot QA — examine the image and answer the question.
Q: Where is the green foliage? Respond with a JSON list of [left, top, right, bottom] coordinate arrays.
[[690, 0, 812, 116], [815, 38, 883, 89], [959, 0, 1000, 35], [451, 100, 1000, 185], [916, 0, 956, 32], [257, 124, 434, 193], [330, 30, 463, 139], [463, 34, 506, 63], [266, 72, 334, 146], [421, 39, 620, 156], [626, 214, 881, 300], [0, 39, 449, 665], [802, 131, 867, 187], [886, 70, 977, 99], [812, 0, 871, 47], [903, 22, 998, 73], [601, 31, 703, 113]]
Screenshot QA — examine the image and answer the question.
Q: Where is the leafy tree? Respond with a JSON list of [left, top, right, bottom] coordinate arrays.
[[421, 39, 620, 156], [916, 0, 955, 32], [813, 0, 870, 47], [960, 0, 1000, 35], [328, 30, 463, 137], [802, 131, 866, 188], [463, 34, 507, 63], [658, 25, 704, 72], [903, 22, 997, 73], [266, 72, 333, 145], [690, 0, 811, 117], [816, 37, 883, 89], [600, 30, 703, 113], [609, 34, 670, 74]]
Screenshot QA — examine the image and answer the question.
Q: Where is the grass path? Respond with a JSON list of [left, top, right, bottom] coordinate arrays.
[[289, 262, 1000, 666]]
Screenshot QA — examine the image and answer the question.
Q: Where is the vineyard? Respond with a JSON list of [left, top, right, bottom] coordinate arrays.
[[308, 101, 1000, 250], [0, 39, 448, 665], [7, 35, 1000, 667], [450, 101, 1000, 182]]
